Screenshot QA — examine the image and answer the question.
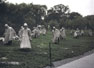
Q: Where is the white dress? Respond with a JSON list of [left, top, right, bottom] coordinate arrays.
[[20, 28, 31, 49]]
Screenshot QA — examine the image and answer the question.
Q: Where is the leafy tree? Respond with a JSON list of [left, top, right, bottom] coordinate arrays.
[[69, 12, 82, 20], [0, 2, 94, 36], [84, 15, 94, 30], [47, 4, 69, 21]]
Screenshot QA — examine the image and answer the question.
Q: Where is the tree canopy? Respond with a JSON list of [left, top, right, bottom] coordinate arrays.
[[0, 1, 94, 36]]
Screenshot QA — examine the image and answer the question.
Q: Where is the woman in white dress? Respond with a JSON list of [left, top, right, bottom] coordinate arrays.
[[19, 23, 32, 49]]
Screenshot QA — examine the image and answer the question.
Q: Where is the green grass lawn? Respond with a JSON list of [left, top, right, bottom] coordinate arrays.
[[0, 30, 94, 68]]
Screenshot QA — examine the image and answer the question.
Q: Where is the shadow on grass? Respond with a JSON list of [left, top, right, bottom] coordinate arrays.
[[17, 48, 32, 52]]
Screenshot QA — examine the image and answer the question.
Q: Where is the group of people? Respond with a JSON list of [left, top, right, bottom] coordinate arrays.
[[2, 23, 47, 49], [51, 27, 93, 44], [52, 27, 66, 44], [72, 28, 93, 38], [73, 28, 83, 38], [4, 23, 32, 49], [31, 25, 46, 38], [0, 23, 93, 49]]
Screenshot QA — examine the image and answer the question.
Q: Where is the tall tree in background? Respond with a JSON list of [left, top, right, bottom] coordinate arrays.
[[47, 4, 69, 21], [46, 4, 70, 28], [0, 1, 94, 36], [84, 15, 94, 30], [26, 4, 47, 26], [0, 0, 7, 35], [69, 12, 82, 20]]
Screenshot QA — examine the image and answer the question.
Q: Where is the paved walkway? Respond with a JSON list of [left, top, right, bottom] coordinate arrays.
[[57, 53, 94, 68]]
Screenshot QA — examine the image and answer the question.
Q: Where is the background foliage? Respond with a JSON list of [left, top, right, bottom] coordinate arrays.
[[0, 0, 94, 35]]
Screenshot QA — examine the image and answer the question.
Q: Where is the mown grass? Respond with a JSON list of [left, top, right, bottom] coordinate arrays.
[[0, 30, 94, 68]]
